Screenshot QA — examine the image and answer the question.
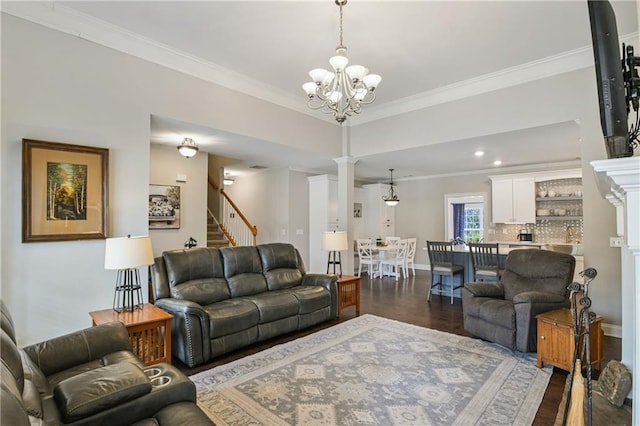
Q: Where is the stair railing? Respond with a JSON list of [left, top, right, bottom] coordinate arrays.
[[208, 176, 257, 246]]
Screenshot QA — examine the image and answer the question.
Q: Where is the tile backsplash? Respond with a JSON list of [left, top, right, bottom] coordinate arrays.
[[491, 220, 583, 244]]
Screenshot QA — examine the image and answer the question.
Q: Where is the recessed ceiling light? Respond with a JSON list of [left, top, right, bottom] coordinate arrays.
[[474, 151, 484, 157], [493, 160, 502, 166]]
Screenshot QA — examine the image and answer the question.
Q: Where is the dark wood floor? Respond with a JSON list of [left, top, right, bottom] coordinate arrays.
[[174, 270, 621, 425]]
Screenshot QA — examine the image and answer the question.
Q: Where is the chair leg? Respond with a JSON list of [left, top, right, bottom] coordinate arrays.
[[427, 272, 437, 300], [450, 275, 454, 304]]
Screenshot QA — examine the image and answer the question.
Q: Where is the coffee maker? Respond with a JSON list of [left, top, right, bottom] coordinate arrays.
[[518, 229, 533, 242]]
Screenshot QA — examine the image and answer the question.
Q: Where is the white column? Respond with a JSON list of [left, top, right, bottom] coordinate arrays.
[[335, 156, 358, 276], [591, 157, 640, 422]]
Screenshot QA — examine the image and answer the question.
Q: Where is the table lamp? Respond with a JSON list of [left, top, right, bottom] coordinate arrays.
[[322, 231, 349, 276], [104, 235, 154, 312]]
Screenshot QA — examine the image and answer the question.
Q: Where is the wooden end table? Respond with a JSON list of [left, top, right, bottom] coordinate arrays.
[[89, 303, 173, 365], [536, 308, 603, 371], [336, 275, 361, 318]]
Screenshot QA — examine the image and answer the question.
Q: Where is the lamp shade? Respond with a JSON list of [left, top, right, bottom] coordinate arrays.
[[322, 231, 348, 251], [104, 235, 154, 270]]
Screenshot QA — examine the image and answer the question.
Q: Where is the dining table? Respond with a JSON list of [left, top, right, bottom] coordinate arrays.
[[366, 244, 399, 278]]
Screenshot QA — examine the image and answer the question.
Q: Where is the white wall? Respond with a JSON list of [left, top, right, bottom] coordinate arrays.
[[149, 144, 208, 257], [0, 14, 337, 345], [223, 168, 312, 266]]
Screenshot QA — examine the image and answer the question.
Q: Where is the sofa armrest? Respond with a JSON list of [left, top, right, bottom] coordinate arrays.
[[22, 321, 132, 377], [513, 291, 567, 305], [54, 362, 151, 423], [153, 299, 210, 368], [463, 282, 504, 299], [302, 274, 338, 319]]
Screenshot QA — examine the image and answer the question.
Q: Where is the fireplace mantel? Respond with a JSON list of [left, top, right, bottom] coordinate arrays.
[[591, 156, 639, 422]]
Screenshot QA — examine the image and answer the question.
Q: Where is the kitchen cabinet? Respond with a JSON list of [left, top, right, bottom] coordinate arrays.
[[490, 175, 535, 223], [362, 183, 396, 238]]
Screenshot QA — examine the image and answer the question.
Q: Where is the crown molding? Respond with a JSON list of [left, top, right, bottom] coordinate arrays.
[[3, 2, 637, 127], [351, 32, 638, 126], [1, 2, 319, 118]]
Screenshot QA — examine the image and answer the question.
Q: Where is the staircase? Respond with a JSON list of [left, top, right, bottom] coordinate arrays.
[[207, 217, 230, 248]]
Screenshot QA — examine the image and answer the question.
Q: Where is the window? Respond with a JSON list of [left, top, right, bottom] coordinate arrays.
[[463, 203, 484, 243], [445, 193, 486, 243]]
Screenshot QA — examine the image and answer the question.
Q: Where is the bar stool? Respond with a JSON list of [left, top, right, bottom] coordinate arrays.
[[426, 241, 465, 304]]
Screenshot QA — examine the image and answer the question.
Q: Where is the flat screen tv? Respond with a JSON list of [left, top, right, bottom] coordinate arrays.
[[587, 0, 633, 158]]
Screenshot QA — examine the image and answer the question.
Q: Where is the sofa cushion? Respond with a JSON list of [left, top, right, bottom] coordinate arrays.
[[163, 249, 229, 305], [221, 246, 268, 297], [19, 350, 49, 395], [477, 299, 516, 328], [258, 243, 304, 291], [203, 299, 260, 338], [53, 362, 151, 423], [244, 291, 299, 323], [502, 249, 574, 301], [289, 286, 331, 315], [171, 278, 230, 305]]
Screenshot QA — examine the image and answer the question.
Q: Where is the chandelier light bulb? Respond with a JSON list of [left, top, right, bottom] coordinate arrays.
[[309, 68, 329, 83], [363, 74, 382, 90], [302, 0, 381, 124], [346, 65, 368, 82], [303, 82, 317, 96], [329, 55, 349, 71]]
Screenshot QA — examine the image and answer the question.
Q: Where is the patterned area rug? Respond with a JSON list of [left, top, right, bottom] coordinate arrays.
[[191, 315, 551, 425]]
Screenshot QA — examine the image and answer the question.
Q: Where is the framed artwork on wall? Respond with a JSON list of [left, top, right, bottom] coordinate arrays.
[[149, 184, 181, 229], [22, 139, 109, 243]]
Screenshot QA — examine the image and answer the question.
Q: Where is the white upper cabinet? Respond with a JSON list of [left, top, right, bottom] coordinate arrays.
[[490, 175, 536, 223]]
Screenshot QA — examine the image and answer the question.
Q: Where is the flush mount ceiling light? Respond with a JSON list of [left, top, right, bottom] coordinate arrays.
[[302, 0, 381, 124], [223, 175, 235, 186], [177, 137, 198, 158], [383, 168, 400, 207]]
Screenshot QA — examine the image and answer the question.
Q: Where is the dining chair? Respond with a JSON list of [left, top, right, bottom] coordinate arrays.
[[380, 239, 408, 280], [356, 239, 379, 277], [468, 242, 501, 282], [404, 238, 417, 277], [385, 236, 400, 247], [426, 240, 465, 304]]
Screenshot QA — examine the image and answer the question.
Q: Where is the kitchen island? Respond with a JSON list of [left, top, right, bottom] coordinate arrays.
[[423, 242, 584, 298]]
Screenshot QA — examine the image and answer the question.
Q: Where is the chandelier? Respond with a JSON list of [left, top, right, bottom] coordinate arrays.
[[383, 169, 400, 206], [177, 137, 198, 158], [302, 0, 381, 124]]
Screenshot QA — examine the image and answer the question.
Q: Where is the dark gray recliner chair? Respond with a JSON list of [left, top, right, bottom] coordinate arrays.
[[462, 249, 575, 352], [0, 300, 213, 425]]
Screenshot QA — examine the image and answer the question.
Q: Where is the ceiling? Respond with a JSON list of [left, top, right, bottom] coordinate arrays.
[[12, 1, 637, 181]]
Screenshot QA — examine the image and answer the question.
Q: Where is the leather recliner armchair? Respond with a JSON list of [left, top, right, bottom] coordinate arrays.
[[462, 249, 575, 352], [0, 300, 212, 425]]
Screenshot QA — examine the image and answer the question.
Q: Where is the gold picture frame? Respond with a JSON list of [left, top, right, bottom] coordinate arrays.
[[22, 139, 109, 242]]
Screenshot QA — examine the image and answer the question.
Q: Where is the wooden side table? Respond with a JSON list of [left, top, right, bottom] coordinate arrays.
[[89, 303, 173, 365], [536, 308, 603, 371], [336, 275, 361, 318]]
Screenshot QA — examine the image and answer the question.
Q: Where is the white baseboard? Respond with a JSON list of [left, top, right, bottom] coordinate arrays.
[[601, 323, 622, 338]]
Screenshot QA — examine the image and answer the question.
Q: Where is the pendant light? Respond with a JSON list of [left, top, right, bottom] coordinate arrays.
[[177, 137, 199, 158], [383, 169, 400, 206]]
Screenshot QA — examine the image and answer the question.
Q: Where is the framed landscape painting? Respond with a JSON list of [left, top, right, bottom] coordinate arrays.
[[22, 139, 109, 243], [149, 184, 181, 229]]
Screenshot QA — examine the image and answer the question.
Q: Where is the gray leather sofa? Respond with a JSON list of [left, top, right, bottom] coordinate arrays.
[[0, 300, 213, 426], [152, 243, 338, 367], [462, 249, 575, 352]]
